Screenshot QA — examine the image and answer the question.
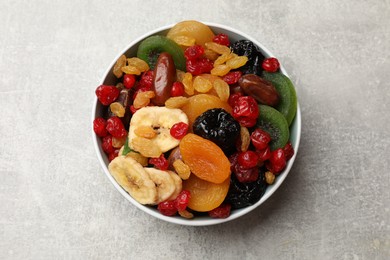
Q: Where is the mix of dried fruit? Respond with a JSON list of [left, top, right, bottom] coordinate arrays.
[[93, 20, 298, 219]]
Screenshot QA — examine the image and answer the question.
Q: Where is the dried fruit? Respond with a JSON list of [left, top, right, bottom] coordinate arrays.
[[152, 52, 176, 106], [106, 116, 127, 138], [251, 128, 272, 150], [109, 102, 126, 117], [205, 42, 231, 55], [262, 57, 280, 72], [193, 76, 213, 93], [173, 159, 191, 180], [174, 190, 191, 211], [170, 82, 185, 97], [208, 203, 231, 218], [265, 171, 275, 184], [113, 54, 126, 78], [180, 133, 231, 184], [237, 151, 259, 169], [158, 200, 177, 216], [133, 90, 155, 109], [213, 78, 230, 102], [165, 96, 189, 109], [131, 137, 162, 158], [212, 33, 230, 46], [123, 74, 136, 89], [93, 117, 108, 137], [237, 126, 250, 152], [172, 35, 196, 47], [102, 135, 115, 154], [238, 74, 279, 106], [222, 71, 242, 85], [193, 108, 240, 152], [96, 85, 120, 106], [134, 125, 157, 139], [184, 45, 204, 60], [211, 64, 231, 76], [266, 148, 286, 174], [112, 136, 126, 148], [182, 72, 194, 95], [170, 122, 188, 139], [226, 55, 248, 69], [126, 57, 150, 72], [149, 154, 169, 170]]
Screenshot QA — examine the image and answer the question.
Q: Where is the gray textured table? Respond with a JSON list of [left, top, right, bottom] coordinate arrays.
[[1, 1, 389, 259]]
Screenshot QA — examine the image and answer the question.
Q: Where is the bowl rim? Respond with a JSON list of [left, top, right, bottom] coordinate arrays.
[[92, 22, 301, 226]]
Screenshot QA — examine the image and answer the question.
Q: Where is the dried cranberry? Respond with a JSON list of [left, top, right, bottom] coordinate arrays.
[[149, 154, 169, 171], [106, 116, 127, 138], [228, 92, 243, 107], [236, 117, 257, 128], [170, 82, 185, 97], [266, 148, 286, 174], [174, 190, 191, 211], [132, 86, 150, 100], [262, 57, 280, 73], [213, 33, 230, 47], [283, 142, 294, 161], [102, 135, 115, 154], [251, 129, 271, 150], [123, 74, 136, 89], [108, 149, 120, 161], [93, 117, 108, 137], [208, 203, 231, 218], [232, 96, 259, 119], [184, 45, 204, 61], [157, 200, 177, 216], [137, 70, 154, 89], [222, 71, 242, 85], [234, 164, 259, 183], [237, 151, 259, 169], [129, 105, 138, 114], [186, 57, 213, 75], [95, 85, 120, 106], [257, 146, 271, 162], [229, 152, 239, 172], [170, 122, 188, 140]]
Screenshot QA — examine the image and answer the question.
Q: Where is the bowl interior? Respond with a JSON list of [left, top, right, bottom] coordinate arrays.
[[92, 23, 301, 226]]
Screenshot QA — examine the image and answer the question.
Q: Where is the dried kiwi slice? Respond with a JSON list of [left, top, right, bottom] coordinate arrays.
[[262, 72, 297, 126], [137, 35, 186, 71], [256, 105, 289, 151]]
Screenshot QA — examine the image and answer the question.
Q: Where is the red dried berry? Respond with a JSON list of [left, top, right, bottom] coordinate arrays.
[[137, 70, 154, 90], [234, 164, 259, 183], [186, 58, 213, 75], [174, 190, 191, 211], [102, 135, 115, 154], [236, 117, 257, 128], [184, 45, 204, 61], [283, 142, 294, 161], [106, 116, 127, 138], [149, 154, 169, 171], [229, 152, 239, 171], [262, 57, 280, 73], [228, 92, 243, 107], [123, 74, 136, 89], [108, 149, 120, 161], [237, 151, 259, 169], [93, 117, 108, 137], [212, 33, 230, 47], [251, 129, 271, 150], [257, 146, 271, 162], [170, 82, 185, 97], [266, 148, 286, 174], [129, 105, 138, 114], [222, 71, 242, 85], [170, 122, 188, 139], [157, 200, 177, 216], [208, 203, 232, 218], [95, 85, 120, 106], [232, 96, 259, 120]]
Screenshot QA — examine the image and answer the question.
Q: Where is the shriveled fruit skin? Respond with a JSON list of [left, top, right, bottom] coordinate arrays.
[[183, 174, 230, 212], [180, 133, 231, 184], [181, 94, 232, 130], [167, 20, 215, 46]]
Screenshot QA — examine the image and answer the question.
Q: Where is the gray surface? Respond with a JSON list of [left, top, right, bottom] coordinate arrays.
[[1, 0, 389, 259]]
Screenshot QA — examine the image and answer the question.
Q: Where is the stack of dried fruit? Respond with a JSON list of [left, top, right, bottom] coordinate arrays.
[[93, 20, 297, 219]]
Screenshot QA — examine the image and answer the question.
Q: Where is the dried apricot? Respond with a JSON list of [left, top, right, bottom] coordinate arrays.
[[183, 173, 230, 212], [180, 133, 231, 184]]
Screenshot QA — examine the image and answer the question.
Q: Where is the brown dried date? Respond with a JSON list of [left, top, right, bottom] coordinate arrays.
[[152, 52, 176, 106], [238, 74, 279, 106]]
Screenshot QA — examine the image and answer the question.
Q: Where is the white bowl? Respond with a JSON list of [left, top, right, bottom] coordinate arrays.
[[92, 22, 301, 226]]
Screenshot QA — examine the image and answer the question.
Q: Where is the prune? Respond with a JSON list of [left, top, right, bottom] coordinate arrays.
[[231, 40, 265, 76], [226, 168, 268, 209], [193, 108, 240, 152]]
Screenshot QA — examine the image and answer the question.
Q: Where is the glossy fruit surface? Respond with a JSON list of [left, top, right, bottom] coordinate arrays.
[[180, 133, 231, 184], [183, 174, 230, 212], [167, 20, 215, 46]]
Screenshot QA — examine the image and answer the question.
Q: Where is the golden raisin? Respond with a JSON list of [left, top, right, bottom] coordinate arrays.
[[126, 151, 148, 166], [173, 159, 191, 180], [133, 91, 155, 109], [176, 70, 186, 82], [131, 137, 162, 158], [211, 64, 231, 76], [178, 209, 194, 219], [203, 49, 219, 61], [172, 35, 196, 47], [205, 42, 231, 55], [182, 72, 194, 95], [112, 136, 127, 148], [265, 171, 275, 184], [165, 96, 189, 109], [126, 57, 149, 72], [226, 56, 248, 69], [213, 78, 230, 102], [109, 102, 126, 117], [134, 125, 157, 139], [193, 76, 213, 93], [121, 65, 141, 75], [239, 126, 250, 152], [113, 55, 126, 78], [214, 52, 235, 66]]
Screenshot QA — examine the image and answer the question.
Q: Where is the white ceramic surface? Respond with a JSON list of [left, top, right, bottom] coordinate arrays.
[[92, 22, 301, 226]]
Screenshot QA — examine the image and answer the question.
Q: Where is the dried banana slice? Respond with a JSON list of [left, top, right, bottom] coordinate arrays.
[[167, 171, 183, 201], [145, 168, 176, 204], [108, 156, 157, 205]]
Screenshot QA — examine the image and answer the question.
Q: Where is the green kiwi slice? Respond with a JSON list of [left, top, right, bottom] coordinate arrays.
[[262, 72, 297, 126], [136, 35, 186, 71], [256, 105, 289, 151]]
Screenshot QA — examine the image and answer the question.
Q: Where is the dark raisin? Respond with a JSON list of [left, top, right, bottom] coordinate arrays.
[[226, 167, 268, 209], [193, 108, 240, 153], [231, 40, 265, 76]]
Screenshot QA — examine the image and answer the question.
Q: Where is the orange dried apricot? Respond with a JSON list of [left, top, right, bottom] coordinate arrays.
[[183, 173, 230, 212], [179, 133, 231, 184], [180, 94, 232, 130]]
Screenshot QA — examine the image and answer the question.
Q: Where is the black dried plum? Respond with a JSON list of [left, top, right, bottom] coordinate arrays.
[[193, 108, 240, 153], [226, 168, 268, 209], [231, 40, 265, 76]]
